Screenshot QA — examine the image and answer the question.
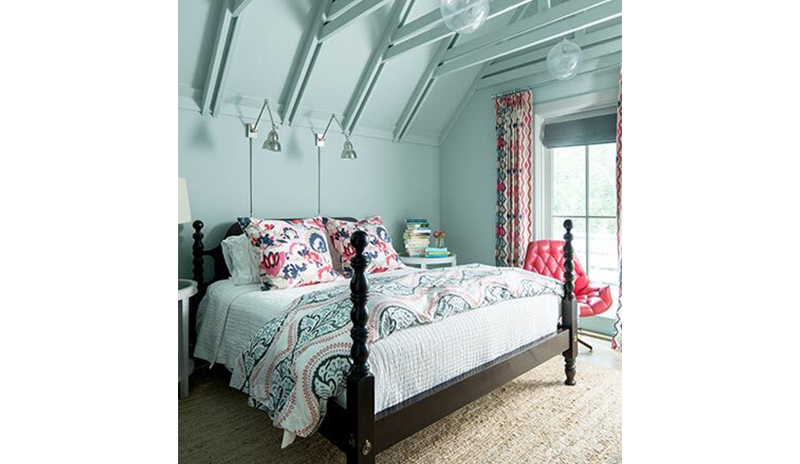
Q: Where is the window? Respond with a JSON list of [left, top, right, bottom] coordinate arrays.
[[550, 143, 619, 310]]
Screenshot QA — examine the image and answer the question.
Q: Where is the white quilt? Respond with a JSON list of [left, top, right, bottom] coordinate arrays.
[[194, 267, 561, 416]]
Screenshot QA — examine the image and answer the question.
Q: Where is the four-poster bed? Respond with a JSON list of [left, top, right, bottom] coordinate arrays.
[[190, 218, 579, 464]]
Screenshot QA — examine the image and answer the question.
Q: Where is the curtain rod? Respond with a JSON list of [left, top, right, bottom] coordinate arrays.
[[491, 86, 535, 100]]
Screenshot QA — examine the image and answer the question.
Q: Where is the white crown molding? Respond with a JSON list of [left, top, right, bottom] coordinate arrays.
[[178, 85, 441, 147]]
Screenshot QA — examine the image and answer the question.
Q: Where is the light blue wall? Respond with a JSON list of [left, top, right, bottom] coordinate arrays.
[[178, 109, 440, 279], [440, 67, 620, 266]]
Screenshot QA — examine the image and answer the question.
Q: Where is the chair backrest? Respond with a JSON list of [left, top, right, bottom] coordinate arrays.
[[522, 240, 590, 293]]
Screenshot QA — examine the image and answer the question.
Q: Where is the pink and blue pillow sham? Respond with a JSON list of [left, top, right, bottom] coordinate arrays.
[[325, 216, 405, 278], [237, 217, 342, 290]]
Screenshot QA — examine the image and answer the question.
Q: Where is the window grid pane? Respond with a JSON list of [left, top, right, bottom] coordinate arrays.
[[588, 143, 617, 216], [552, 146, 586, 216], [551, 143, 619, 316]]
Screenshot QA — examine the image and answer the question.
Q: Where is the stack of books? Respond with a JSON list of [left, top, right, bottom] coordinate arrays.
[[403, 219, 431, 256], [425, 247, 450, 257]]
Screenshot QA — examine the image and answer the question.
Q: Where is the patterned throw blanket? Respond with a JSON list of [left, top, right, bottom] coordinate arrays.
[[230, 264, 563, 438]]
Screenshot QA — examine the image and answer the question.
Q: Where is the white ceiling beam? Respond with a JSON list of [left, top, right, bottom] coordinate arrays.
[[230, 0, 256, 17], [393, 36, 458, 141], [438, 1, 535, 144], [484, 23, 620, 76], [201, 0, 256, 117], [384, 0, 531, 62], [279, 0, 334, 125], [477, 38, 621, 89], [392, 0, 532, 45], [442, 0, 611, 64], [319, 0, 392, 43], [385, 24, 451, 62], [211, 14, 245, 118], [484, 51, 621, 93], [343, 0, 416, 134], [200, 0, 233, 115], [434, 0, 621, 78], [327, 0, 364, 22]]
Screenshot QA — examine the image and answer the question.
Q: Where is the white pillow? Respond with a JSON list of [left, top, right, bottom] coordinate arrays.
[[220, 234, 261, 286]]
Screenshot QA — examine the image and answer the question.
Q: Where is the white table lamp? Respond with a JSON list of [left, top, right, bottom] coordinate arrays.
[[179, 178, 192, 224]]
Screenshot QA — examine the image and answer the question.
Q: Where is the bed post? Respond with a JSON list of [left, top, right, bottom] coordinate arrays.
[[191, 220, 206, 300], [346, 230, 375, 464], [562, 219, 579, 386]]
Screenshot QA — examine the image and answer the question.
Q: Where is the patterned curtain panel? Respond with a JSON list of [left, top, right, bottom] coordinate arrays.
[[612, 71, 623, 352], [495, 90, 533, 267]]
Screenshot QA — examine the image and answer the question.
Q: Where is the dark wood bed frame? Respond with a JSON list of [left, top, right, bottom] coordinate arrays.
[[190, 218, 578, 464]]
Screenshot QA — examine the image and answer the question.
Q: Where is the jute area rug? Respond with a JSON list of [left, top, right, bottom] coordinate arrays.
[[179, 357, 621, 463]]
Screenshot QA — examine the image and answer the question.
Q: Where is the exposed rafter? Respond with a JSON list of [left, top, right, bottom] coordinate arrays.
[[201, 0, 256, 117], [398, 1, 534, 142], [279, 0, 335, 125], [442, 0, 610, 64], [200, 1, 233, 115], [211, 14, 245, 118], [483, 23, 620, 76], [477, 38, 621, 89], [392, 0, 532, 45], [434, 0, 621, 77], [393, 36, 457, 141], [327, 0, 364, 22], [384, 0, 533, 62], [439, 0, 542, 144], [486, 51, 622, 95], [319, 0, 393, 42], [230, 0, 256, 17], [343, 0, 416, 134]]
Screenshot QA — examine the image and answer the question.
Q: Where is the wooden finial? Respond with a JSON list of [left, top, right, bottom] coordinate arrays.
[[349, 230, 370, 381], [192, 220, 204, 286]]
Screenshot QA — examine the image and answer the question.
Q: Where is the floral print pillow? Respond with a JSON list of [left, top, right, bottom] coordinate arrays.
[[325, 216, 405, 277], [237, 217, 342, 290]]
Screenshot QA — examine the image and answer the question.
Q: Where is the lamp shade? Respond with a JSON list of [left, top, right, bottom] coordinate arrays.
[[264, 128, 282, 152], [341, 139, 357, 159], [178, 177, 192, 224]]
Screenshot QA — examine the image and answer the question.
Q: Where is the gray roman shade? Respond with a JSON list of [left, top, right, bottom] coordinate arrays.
[[542, 113, 617, 148]]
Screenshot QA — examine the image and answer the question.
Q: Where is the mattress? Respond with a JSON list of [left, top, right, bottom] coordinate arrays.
[[194, 268, 561, 414]]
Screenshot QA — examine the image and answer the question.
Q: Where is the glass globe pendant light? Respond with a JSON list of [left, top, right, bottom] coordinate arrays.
[[440, 0, 490, 34], [547, 37, 584, 81]]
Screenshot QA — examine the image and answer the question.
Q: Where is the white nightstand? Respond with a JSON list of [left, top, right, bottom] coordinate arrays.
[[178, 279, 198, 399], [399, 254, 457, 269]]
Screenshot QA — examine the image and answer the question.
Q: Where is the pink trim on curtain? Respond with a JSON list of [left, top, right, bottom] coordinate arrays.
[[495, 90, 533, 267], [612, 70, 623, 352]]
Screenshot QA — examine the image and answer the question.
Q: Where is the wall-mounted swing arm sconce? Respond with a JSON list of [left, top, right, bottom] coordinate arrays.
[[244, 98, 282, 217], [315, 114, 357, 159], [246, 99, 282, 152]]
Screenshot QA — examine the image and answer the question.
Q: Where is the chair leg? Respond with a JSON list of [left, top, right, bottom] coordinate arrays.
[[578, 337, 593, 351]]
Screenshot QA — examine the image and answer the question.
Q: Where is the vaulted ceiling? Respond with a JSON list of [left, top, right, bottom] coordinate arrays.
[[179, 0, 622, 145]]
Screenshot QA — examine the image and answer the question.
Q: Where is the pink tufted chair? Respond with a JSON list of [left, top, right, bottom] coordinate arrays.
[[522, 240, 613, 350]]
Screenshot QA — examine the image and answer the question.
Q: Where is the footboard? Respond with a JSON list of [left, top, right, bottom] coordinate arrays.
[[340, 222, 578, 464]]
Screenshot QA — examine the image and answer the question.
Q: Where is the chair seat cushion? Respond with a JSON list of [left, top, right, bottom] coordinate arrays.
[[575, 285, 613, 317]]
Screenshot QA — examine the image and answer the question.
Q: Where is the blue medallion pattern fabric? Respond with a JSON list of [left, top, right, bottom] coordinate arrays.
[[238, 217, 342, 290], [325, 216, 404, 277], [230, 264, 563, 438], [495, 90, 533, 267]]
